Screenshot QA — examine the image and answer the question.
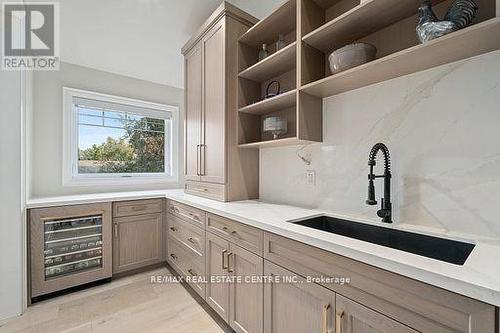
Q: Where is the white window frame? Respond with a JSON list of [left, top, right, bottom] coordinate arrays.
[[62, 87, 179, 186]]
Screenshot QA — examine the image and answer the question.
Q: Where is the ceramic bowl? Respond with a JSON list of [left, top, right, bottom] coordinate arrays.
[[328, 43, 377, 74]]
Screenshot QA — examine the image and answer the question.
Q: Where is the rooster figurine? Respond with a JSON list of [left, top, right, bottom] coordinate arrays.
[[417, 0, 478, 43]]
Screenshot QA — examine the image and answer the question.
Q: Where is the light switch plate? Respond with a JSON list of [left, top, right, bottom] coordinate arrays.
[[306, 170, 316, 185]]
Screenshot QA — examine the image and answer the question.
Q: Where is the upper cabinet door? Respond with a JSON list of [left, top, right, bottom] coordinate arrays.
[[201, 20, 226, 184], [184, 43, 202, 182]]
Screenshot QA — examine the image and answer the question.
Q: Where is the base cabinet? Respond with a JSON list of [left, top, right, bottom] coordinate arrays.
[[263, 261, 336, 333], [112, 212, 163, 274], [336, 295, 417, 333], [206, 231, 264, 333], [206, 232, 231, 320], [229, 243, 264, 333]]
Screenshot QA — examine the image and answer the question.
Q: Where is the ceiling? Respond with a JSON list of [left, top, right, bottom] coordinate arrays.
[[33, 0, 286, 88]]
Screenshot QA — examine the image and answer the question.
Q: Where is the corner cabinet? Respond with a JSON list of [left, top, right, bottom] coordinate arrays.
[[182, 2, 259, 201]]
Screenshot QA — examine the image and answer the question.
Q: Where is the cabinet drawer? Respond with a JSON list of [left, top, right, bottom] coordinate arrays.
[[207, 213, 263, 255], [113, 199, 163, 217], [263, 232, 495, 333], [167, 200, 205, 228], [185, 180, 226, 201], [167, 236, 205, 299], [167, 214, 205, 257]]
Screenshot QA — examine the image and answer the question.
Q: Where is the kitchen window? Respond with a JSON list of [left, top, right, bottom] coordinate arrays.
[[62, 88, 179, 185]]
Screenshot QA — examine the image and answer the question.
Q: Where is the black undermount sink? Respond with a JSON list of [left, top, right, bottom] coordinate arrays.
[[292, 215, 475, 265]]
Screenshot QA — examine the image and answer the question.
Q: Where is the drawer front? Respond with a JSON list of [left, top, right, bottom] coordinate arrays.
[[207, 213, 263, 255], [168, 200, 206, 228], [167, 236, 205, 299], [185, 180, 226, 201], [264, 232, 495, 333], [113, 199, 163, 217], [167, 214, 205, 257]]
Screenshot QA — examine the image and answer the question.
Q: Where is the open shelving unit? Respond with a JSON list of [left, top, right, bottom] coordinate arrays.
[[238, 89, 297, 115], [299, 0, 499, 90], [301, 18, 500, 97], [239, 42, 297, 82], [237, 0, 500, 148], [237, 0, 323, 148]]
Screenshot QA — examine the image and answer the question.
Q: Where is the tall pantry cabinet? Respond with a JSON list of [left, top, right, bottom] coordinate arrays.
[[182, 2, 259, 201]]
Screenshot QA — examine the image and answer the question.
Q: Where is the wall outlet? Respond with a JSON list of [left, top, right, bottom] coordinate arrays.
[[306, 170, 316, 185]]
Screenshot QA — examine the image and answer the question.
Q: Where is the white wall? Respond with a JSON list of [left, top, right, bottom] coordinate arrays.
[[30, 62, 184, 198], [261, 50, 500, 241], [229, 0, 286, 19], [32, 0, 285, 88], [0, 10, 25, 321]]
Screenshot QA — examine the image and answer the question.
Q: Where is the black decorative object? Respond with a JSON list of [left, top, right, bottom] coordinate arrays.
[[265, 80, 281, 99], [416, 0, 478, 43]]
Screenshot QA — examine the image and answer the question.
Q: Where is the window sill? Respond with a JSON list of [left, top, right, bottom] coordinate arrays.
[[62, 176, 180, 187]]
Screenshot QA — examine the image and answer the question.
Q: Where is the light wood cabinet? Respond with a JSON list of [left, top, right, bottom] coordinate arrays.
[[263, 260, 336, 333], [166, 201, 207, 299], [206, 231, 231, 321], [167, 235, 206, 299], [206, 212, 264, 255], [184, 43, 203, 182], [167, 199, 206, 228], [112, 199, 162, 217], [112, 212, 163, 274], [201, 22, 226, 185], [335, 295, 417, 333], [229, 244, 264, 333], [206, 231, 264, 333], [263, 232, 496, 332], [182, 2, 259, 201]]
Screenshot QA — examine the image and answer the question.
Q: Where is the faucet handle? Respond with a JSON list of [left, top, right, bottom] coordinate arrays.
[[366, 178, 377, 205]]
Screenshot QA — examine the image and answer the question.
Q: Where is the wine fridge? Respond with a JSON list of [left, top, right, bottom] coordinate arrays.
[[30, 203, 112, 298]]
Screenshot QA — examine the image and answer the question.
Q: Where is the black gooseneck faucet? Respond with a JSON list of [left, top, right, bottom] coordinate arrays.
[[366, 143, 392, 223]]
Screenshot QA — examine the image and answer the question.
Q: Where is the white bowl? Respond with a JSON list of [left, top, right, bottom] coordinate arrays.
[[328, 43, 377, 74]]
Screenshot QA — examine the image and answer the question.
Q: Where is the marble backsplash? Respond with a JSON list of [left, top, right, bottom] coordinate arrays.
[[260, 50, 500, 241]]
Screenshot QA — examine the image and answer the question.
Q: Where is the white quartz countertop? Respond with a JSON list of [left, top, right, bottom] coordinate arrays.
[[27, 189, 500, 307]]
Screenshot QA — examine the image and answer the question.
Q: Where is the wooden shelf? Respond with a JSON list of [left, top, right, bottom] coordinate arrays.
[[238, 137, 315, 149], [239, 0, 296, 47], [302, 0, 445, 53], [239, 42, 297, 82], [239, 90, 296, 115], [301, 18, 500, 97]]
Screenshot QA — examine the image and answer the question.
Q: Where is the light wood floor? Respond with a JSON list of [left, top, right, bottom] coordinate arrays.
[[0, 267, 226, 333]]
